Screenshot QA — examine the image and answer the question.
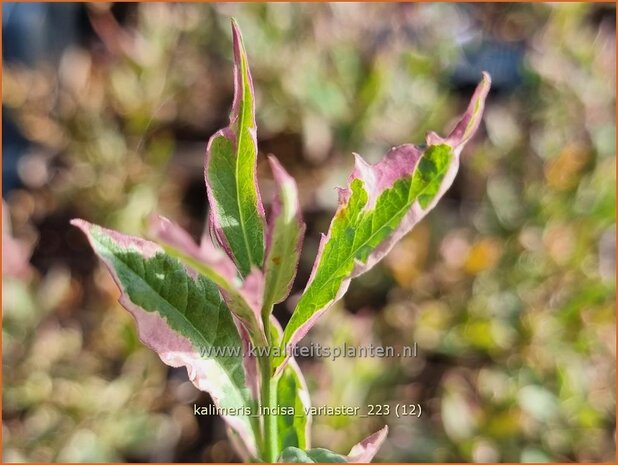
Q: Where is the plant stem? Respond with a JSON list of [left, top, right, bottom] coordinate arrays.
[[259, 308, 278, 462], [259, 355, 278, 462]]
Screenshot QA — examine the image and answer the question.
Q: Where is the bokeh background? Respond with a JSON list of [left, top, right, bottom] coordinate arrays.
[[2, 2, 616, 462]]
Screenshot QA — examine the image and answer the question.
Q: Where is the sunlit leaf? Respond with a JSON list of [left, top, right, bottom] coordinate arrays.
[[278, 74, 491, 369], [71, 219, 258, 456]]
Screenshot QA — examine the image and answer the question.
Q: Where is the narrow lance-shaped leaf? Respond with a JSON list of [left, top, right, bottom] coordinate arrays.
[[205, 19, 266, 277], [71, 219, 258, 456], [263, 156, 306, 318], [149, 214, 267, 347], [277, 74, 491, 370]]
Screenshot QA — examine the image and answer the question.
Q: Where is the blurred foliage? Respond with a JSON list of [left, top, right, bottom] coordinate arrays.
[[3, 2, 615, 462]]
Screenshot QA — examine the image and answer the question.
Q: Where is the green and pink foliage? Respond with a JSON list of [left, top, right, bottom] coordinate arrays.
[[73, 19, 489, 463]]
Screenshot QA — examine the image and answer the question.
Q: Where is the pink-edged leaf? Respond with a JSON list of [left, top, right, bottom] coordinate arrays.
[[228, 269, 268, 403], [205, 19, 266, 278], [149, 214, 267, 347], [345, 426, 389, 463], [277, 74, 491, 370], [71, 219, 258, 457], [263, 156, 306, 317], [149, 214, 238, 282]]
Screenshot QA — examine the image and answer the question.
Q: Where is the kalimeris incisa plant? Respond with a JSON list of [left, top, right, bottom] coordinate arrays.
[[73, 19, 490, 463]]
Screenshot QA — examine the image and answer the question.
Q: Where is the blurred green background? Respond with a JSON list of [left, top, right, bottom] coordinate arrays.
[[2, 3, 615, 462]]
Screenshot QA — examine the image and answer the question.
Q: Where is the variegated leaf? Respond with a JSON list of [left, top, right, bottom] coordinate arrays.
[[149, 214, 267, 347], [263, 156, 306, 317], [205, 20, 266, 277], [278, 74, 491, 369], [71, 219, 258, 456]]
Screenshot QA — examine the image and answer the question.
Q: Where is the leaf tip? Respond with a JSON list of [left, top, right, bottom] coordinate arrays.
[[475, 71, 492, 110], [147, 212, 168, 236], [229, 18, 252, 122], [230, 17, 245, 64], [442, 71, 491, 152], [351, 152, 375, 188], [70, 218, 90, 233], [346, 425, 389, 463], [267, 155, 291, 185], [230, 17, 242, 37], [352, 151, 371, 172], [480, 70, 492, 89]]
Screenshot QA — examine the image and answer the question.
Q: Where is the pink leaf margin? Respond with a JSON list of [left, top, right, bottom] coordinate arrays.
[[149, 214, 267, 347], [204, 20, 266, 269], [264, 155, 306, 308], [148, 214, 264, 400], [149, 214, 238, 282], [279, 73, 491, 370], [71, 218, 258, 457], [345, 426, 389, 463]]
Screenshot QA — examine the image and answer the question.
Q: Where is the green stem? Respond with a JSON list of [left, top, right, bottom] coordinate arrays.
[[249, 399, 263, 456], [259, 309, 278, 462], [259, 355, 278, 462]]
